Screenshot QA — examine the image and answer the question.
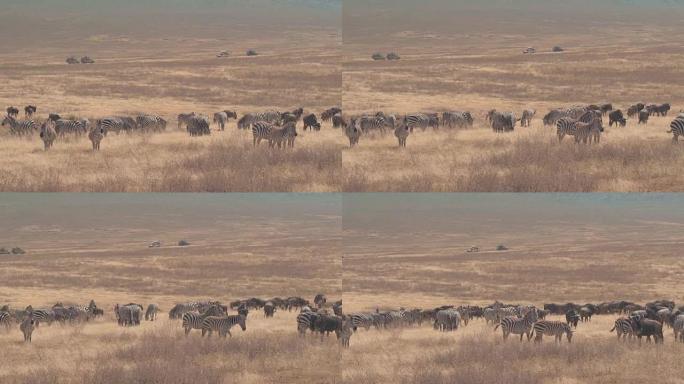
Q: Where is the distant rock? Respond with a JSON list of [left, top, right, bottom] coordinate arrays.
[[522, 47, 536, 54], [216, 50, 230, 58], [178, 240, 190, 246], [11, 247, 25, 255]]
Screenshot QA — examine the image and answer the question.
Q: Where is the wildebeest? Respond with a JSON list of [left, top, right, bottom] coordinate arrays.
[[609, 110, 626, 127], [303, 113, 321, 131], [630, 318, 664, 344]]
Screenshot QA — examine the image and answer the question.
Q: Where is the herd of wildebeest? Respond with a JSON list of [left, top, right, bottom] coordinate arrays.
[[2, 295, 683, 347], [3, 101, 683, 153]]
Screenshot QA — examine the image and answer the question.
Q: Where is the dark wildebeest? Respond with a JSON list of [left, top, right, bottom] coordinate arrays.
[[303, 114, 321, 131], [566, 310, 580, 328], [630, 318, 664, 344], [638, 110, 650, 124], [264, 301, 276, 318], [609, 110, 626, 127]]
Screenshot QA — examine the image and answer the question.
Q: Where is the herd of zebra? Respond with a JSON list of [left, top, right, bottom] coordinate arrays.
[[2, 105, 344, 151], [341, 101, 684, 148], [2, 296, 683, 347]]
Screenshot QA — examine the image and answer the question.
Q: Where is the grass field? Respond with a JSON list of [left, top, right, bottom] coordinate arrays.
[[342, 2, 684, 192]]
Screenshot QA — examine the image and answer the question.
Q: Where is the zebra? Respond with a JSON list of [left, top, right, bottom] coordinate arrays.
[[520, 109, 536, 127], [495, 307, 518, 322], [213, 111, 230, 131], [40, 121, 57, 150], [345, 119, 361, 147], [573, 118, 603, 144], [54, 119, 84, 137], [269, 122, 297, 149], [254, 111, 282, 125], [201, 315, 246, 337], [672, 315, 684, 342], [434, 309, 461, 331], [404, 114, 437, 132], [187, 116, 211, 136], [28, 308, 54, 327], [0, 311, 11, 330], [494, 309, 538, 341], [332, 115, 347, 129], [627, 104, 644, 118], [136, 115, 166, 133], [394, 122, 409, 147], [486, 110, 515, 133], [442, 111, 473, 129], [145, 304, 159, 321], [177, 112, 196, 130], [321, 107, 342, 122], [20, 317, 35, 342], [88, 126, 105, 151], [357, 115, 388, 134], [668, 117, 684, 143], [349, 313, 373, 332], [252, 121, 275, 146], [609, 318, 635, 341], [336, 318, 352, 347], [297, 311, 320, 335], [237, 114, 256, 130], [532, 320, 573, 343], [483, 308, 498, 325], [2, 115, 35, 136], [97, 117, 126, 136], [181, 305, 225, 335], [557, 110, 600, 143], [24, 105, 37, 118]]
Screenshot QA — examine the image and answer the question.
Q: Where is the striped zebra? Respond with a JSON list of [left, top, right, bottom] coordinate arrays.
[[358, 115, 388, 134], [486, 110, 515, 133], [269, 122, 297, 148], [213, 111, 235, 131], [573, 118, 603, 144], [494, 310, 538, 341], [349, 313, 373, 332], [336, 318, 352, 347], [610, 317, 635, 341], [672, 315, 684, 342], [136, 115, 167, 133], [20, 317, 35, 343], [55, 119, 85, 137], [254, 111, 282, 125], [88, 126, 105, 151], [2, 115, 35, 136], [28, 308, 54, 327], [395, 122, 409, 147], [483, 308, 498, 325], [442, 111, 473, 129], [520, 109, 536, 127], [145, 304, 159, 321], [346, 119, 361, 147], [97, 117, 126, 136], [0, 311, 11, 330], [177, 112, 196, 130], [321, 107, 342, 122], [252, 121, 275, 146], [181, 305, 225, 335], [40, 121, 57, 150], [187, 116, 211, 136], [201, 315, 246, 337], [434, 309, 461, 331], [496, 307, 518, 321], [532, 320, 573, 343], [404, 114, 437, 132], [297, 311, 320, 335], [556, 110, 600, 143], [668, 117, 684, 143]]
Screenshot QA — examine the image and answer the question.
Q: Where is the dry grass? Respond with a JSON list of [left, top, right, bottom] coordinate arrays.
[[342, 5, 684, 192]]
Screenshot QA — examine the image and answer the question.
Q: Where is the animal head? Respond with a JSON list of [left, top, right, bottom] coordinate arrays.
[[238, 314, 247, 331]]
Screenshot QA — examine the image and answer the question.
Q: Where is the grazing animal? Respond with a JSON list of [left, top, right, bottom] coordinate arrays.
[[404, 113, 438, 132], [609, 110, 626, 127], [667, 116, 684, 143], [303, 113, 321, 131], [177, 112, 196, 130], [88, 126, 105, 151], [630, 318, 664, 344], [345, 119, 361, 147], [181, 305, 225, 335], [533, 320, 573, 343], [434, 309, 461, 332], [213, 111, 229, 131], [145, 304, 159, 321], [321, 107, 342, 122], [268, 122, 298, 148], [264, 302, 276, 318], [573, 118, 603, 145], [638, 110, 649, 124], [6, 106, 19, 117], [201, 315, 246, 338], [579, 307, 593, 322], [252, 121, 275, 146], [494, 310, 538, 341], [332, 115, 347, 129], [394, 122, 410, 147], [2, 115, 35, 136], [672, 315, 684, 342], [314, 294, 327, 308], [0, 311, 11, 330], [20, 317, 35, 343], [610, 317, 635, 341], [297, 311, 320, 336], [566, 310, 580, 327], [520, 109, 536, 127], [136, 115, 166, 133], [487, 110, 515, 132], [442, 111, 473, 129], [55, 119, 85, 137], [187, 116, 211, 136], [97, 117, 126, 136], [39, 121, 57, 150], [336, 318, 352, 347], [24, 105, 37, 118], [313, 314, 343, 340], [600, 103, 613, 115]]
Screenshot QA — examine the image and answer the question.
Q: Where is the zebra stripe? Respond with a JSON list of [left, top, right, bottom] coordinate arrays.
[[136, 115, 166, 133], [487, 110, 516, 133], [269, 122, 298, 149], [54, 119, 84, 137], [668, 117, 684, 144], [20, 317, 35, 342], [521, 109, 536, 127], [297, 311, 319, 335], [29, 309, 54, 327], [187, 116, 211, 136], [145, 304, 159, 321], [494, 310, 538, 341], [181, 305, 227, 335], [97, 117, 126, 136], [201, 315, 246, 337], [89, 127, 105, 151], [1, 116, 36, 136], [442, 111, 473, 129], [673, 315, 684, 342], [395, 122, 409, 147], [610, 317, 635, 341], [0, 311, 11, 329], [404, 114, 437, 132], [434, 309, 461, 332], [252, 121, 275, 146], [40, 121, 57, 150], [533, 320, 573, 343], [177, 113, 196, 130]]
